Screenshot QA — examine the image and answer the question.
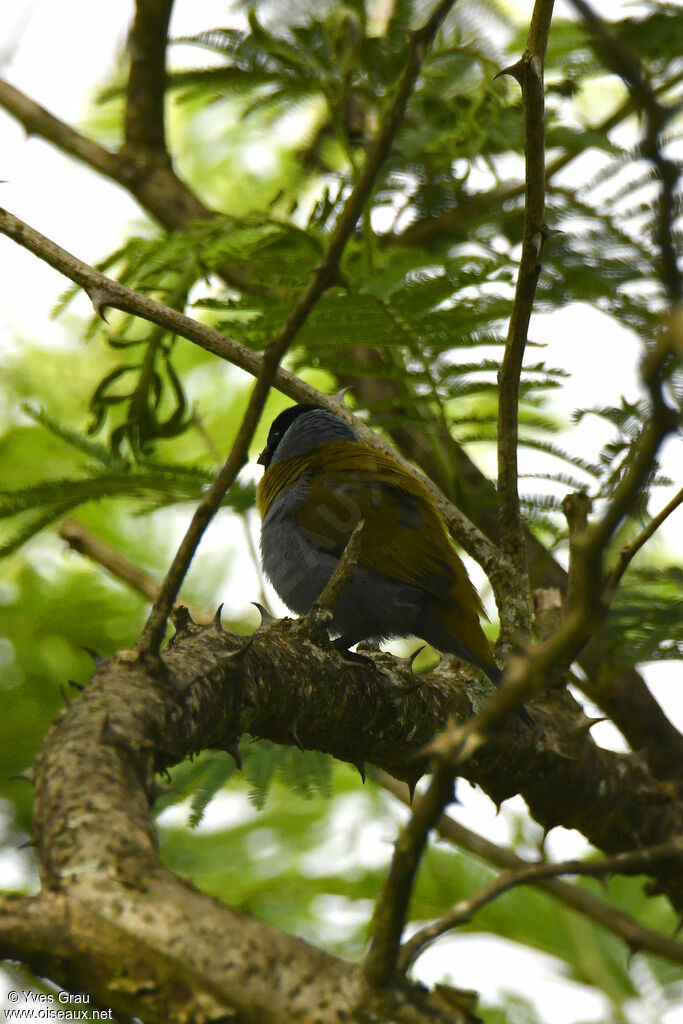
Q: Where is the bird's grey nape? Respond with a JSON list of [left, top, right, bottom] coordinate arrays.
[[270, 408, 358, 464]]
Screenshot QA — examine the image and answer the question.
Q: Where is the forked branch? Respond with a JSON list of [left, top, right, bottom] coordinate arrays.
[[135, 0, 462, 658], [399, 837, 683, 970]]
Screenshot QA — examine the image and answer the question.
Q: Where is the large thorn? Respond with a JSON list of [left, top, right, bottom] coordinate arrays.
[[86, 285, 114, 321], [10, 766, 35, 785], [81, 646, 105, 665], [224, 740, 242, 770], [252, 602, 275, 626], [288, 720, 304, 752], [331, 386, 353, 407], [407, 645, 426, 668]]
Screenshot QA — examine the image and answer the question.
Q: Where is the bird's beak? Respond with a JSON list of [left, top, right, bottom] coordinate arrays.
[[257, 448, 267, 466]]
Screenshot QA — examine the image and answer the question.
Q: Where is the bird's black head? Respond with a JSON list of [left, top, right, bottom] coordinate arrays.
[[257, 405, 323, 468], [257, 404, 356, 468]]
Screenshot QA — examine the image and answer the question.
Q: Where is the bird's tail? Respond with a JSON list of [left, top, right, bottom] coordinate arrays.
[[419, 599, 533, 726]]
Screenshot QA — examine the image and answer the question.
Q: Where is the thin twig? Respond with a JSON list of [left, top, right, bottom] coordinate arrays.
[[396, 66, 683, 249], [568, 0, 681, 304], [305, 519, 364, 626], [0, 207, 498, 576], [240, 512, 269, 610], [496, 0, 556, 541], [603, 486, 683, 603], [135, 397, 262, 656], [496, 0, 555, 641], [399, 836, 683, 970], [429, 326, 679, 761], [378, 770, 683, 968], [363, 758, 457, 988], [562, 490, 592, 612], [58, 517, 211, 624], [135, 0, 460, 658]]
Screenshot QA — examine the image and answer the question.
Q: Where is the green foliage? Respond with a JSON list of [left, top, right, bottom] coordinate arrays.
[[156, 763, 682, 1016], [602, 565, 683, 664], [574, 400, 676, 510], [160, 742, 333, 825], [0, 407, 253, 555]]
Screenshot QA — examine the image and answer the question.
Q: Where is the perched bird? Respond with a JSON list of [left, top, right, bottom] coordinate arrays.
[[257, 403, 526, 716]]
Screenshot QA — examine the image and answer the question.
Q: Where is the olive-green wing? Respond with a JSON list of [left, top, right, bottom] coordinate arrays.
[[294, 442, 485, 617]]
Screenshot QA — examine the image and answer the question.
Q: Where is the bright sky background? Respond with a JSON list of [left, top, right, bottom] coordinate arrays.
[[0, 2, 681, 1022]]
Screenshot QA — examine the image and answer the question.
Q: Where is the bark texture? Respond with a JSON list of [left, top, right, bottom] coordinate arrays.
[[0, 611, 677, 1023]]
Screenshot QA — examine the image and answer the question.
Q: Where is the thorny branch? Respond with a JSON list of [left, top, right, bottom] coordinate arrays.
[[47, 516, 683, 933], [32, 510, 683, 1003]]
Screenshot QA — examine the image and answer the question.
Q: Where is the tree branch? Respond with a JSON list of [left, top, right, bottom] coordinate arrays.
[[21, 608, 683, 1024], [0, 880, 374, 1024], [430, 327, 679, 761], [603, 486, 683, 604], [0, 77, 212, 233], [52, 515, 683, 905], [58, 516, 211, 624], [363, 758, 459, 989], [134, 0, 462, 658], [0, 65, 252, 291], [123, 0, 174, 158], [17, 507, 683, 1008], [0, 208, 498, 576], [0, 78, 129, 181], [378, 771, 683, 969], [399, 839, 683, 971], [495, 0, 555, 644]]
